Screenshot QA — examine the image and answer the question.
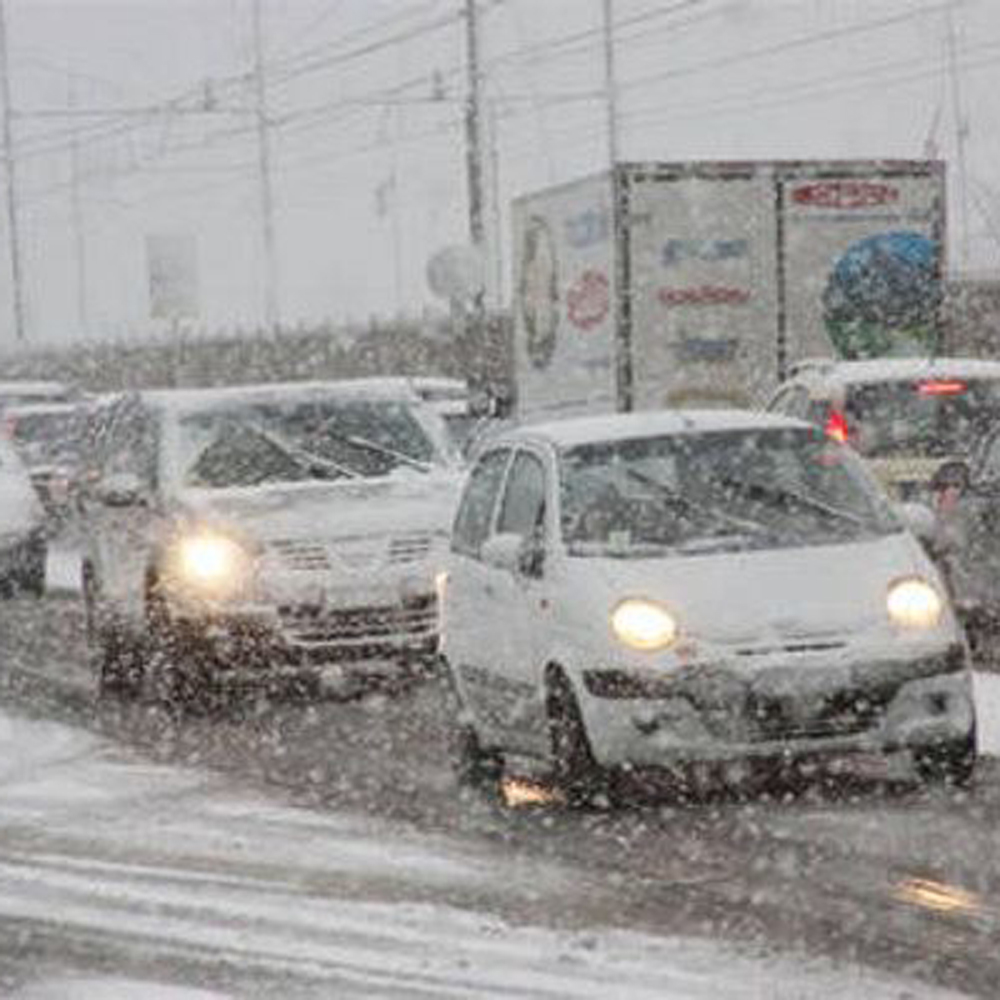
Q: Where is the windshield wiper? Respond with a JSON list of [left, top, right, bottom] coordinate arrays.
[[321, 424, 432, 473], [717, 475, 865, 527], [247, 423, 361, 480], [624, 468, 770, 536]]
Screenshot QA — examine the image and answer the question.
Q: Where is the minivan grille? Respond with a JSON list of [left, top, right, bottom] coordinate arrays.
[[269, 532, 435, 572]]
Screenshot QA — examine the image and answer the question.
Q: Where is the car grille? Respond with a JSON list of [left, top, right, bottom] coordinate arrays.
[[746, 681, 898, 742], [278, 594, 437, 649], [268, 532, 435, 573]]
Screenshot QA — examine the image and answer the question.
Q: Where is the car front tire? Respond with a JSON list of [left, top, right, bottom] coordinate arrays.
[[546, 670, 606, 806], [441, 657, 501, 792], [915, 729, 976, 789]]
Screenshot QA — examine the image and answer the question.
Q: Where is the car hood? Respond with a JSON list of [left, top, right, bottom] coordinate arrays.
[[578, 532, 950, 650], [173, 471, 461, 543]]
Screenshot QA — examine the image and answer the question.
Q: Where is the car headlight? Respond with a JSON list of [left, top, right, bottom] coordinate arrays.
[[611, 598, 678, 651], [172, 532, 251, 597], [886, 577, 943, 630]]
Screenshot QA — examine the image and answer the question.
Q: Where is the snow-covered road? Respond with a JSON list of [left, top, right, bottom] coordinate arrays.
[[0, 705, 972, 999]]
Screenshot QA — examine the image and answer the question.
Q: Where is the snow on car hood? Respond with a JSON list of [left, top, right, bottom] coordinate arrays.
[[173, 469, 461, 544], [580, 532, 949, 650]]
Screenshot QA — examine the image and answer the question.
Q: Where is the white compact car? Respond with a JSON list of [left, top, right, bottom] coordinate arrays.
[[81, 380, 461, 701], [0, 433, 46, 596], [441, 410, 976, 800]]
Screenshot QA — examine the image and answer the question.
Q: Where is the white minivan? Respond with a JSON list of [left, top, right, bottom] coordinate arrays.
[[440, 410, 976, 801]]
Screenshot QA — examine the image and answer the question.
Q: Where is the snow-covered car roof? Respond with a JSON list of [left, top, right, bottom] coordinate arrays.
[[788, 356, 1000, 387], [497, 409, 808, 450], [136, 378, 427, 415]]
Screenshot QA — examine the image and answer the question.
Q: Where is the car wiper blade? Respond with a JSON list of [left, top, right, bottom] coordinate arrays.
[[625, 468, 770, 535], [247, 423, 361, 480], [322, 424, 431, 473], [718, 475, 864, 526]]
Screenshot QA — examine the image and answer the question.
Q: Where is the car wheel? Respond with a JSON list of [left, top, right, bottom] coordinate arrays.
[[19, 543, 45, 598], [441, 658, 501, 791], [546, 670, 604, 806], [915, 730, 976, 788], [96, 626, 144, 701]]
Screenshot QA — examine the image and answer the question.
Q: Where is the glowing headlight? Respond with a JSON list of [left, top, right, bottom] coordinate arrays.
[[175, 533, 250, 593], [611, 598, 678, 651], [886, 578, 943, 630]]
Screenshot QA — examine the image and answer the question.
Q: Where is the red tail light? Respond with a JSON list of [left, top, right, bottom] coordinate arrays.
[[917, 379, 967, 396], [825, 408, 850, 443]]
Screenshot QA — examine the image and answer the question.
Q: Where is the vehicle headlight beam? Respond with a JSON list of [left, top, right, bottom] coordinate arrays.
[[611, 598, 678, 652]]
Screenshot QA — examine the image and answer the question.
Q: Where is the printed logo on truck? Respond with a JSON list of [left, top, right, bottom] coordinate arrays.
[[791, 181, 899, 210], [566, 270, 610, 330], [518, 216, 559, 370], [822, 230, 941, 358], [661, 238, 749, 267], [658, 285, 751, 307]]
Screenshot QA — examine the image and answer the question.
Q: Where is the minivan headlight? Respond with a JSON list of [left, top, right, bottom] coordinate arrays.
[[611, 598, 678, 651], [172, 532, 251, 597], [886, 577, 942, 630]]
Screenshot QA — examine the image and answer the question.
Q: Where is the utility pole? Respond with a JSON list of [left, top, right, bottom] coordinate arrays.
[[252, 0, 279, 332], [463, 0, 487, 379], [68, 74, 89, 337], [945, 1, 971, 270], [0, 0, 26, 343], [601, 0, 620, 169]]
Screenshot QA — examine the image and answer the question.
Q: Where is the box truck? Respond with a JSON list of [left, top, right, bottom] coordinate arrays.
[[511, 159, 946, 421]]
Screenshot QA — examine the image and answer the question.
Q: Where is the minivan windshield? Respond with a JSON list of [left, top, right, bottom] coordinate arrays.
[[561, 427, 900, 557], [177, 398, 439, 489]]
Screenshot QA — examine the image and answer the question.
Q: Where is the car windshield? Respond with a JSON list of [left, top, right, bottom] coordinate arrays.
[[846, 378, 1000, 458], [177, 398, 438, 488], [561, 427, 899, 556]]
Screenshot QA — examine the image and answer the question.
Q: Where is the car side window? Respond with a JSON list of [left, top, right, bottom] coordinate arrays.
[[496, 451, 547, 541], [452, 448, 510, 557]]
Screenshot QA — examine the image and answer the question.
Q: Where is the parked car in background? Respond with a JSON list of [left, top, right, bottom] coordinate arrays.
[[0, 433, 46, 596], [766, 357, 1000, 500], [3, 401, 89, 523], [80, 379, 461, 703], [441, 410, 975, 802]]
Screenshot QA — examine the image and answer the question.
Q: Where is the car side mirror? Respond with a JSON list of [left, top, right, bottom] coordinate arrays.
[[95, 471, 148, 508], [482, 531, 545, 577], [481, 532, 526, 573], [895, 501, 936, 544]]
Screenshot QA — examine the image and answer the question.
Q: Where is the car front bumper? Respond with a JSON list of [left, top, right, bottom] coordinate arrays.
[[580, 644, 974, 771], [170, 591, 440, 690]]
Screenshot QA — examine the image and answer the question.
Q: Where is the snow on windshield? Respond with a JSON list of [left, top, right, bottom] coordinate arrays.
[[561, 427, 899, 555], [177, 398, 437, 488]]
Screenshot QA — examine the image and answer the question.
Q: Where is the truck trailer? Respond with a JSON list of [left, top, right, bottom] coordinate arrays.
[[511, 159, 946, 422]]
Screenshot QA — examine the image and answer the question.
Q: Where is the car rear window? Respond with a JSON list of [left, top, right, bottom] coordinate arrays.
[[845, 378, 1000, 458]]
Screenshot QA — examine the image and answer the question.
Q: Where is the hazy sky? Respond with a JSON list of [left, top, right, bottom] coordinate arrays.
[[1, 0, 997, 345]]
